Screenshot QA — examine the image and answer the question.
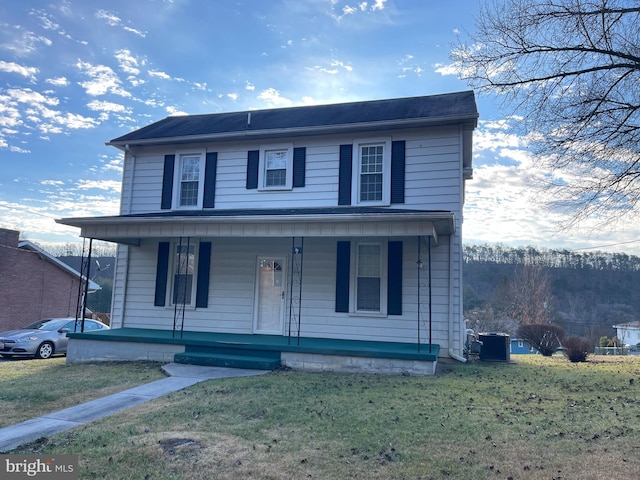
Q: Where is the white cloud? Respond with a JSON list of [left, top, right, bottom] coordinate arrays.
[[9, 145, 30, 153], [0, 61, 38, 80], [167, 106, 188, 116], [331, 0, 386, 20], [5, 87, 59, 107], [95, 10, 146, 37], [45, 77, 69, 87], [257, 88, 293, 107], [306, 60, 353, 75], [123, 26, 146, 38], [38, 110, 99, 131], [76, 60, 131, 97], [101, 158, 123, 173], [227, 93, 239, 101], [114, 49, 143, 75], [95, 10, 121, 26], [433, 62, 457, 76], [86, 100, 130, 113], [0, 30, 52, 56], [343, 5, 357, 16], [149, 70, 171, 80], [76, 179, 122, 192], [245, 81, 255, 91]]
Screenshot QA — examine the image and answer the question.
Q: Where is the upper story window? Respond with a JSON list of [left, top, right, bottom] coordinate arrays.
[[259, 144, 293, 190], [175, 151, 205, 208], [352, 138, 391, 205], [265, 150, 288, 187], [359, 145, 384, 201]]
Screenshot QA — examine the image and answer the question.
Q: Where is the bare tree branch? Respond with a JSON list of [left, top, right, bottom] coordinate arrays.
[[452, 0, 640, 225]]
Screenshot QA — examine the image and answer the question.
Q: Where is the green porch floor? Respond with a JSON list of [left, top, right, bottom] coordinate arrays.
[[68, 328, 440, 362]]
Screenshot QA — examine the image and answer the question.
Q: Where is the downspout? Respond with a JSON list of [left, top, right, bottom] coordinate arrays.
[[449, 235, 467, 362]]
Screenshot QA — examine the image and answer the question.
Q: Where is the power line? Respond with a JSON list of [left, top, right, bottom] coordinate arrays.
[[571, 239, 640, 251]]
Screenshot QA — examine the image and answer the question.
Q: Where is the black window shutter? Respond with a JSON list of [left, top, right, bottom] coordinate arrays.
[[335, 241, 351, 312], [195, 242, 212, 308], [293, 147, 306, 188], [203, 152, 217, 208], [161, 155, 175, 209], [154, 242, 170, 306], [387, 241, 403, 315], [246, 150, 259, 189], [391, 140, 406, 204], [338, 144, 353, 205]]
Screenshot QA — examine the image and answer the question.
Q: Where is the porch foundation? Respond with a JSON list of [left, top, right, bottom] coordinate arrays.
[[66, 328, 439, 375], [281, 351, 437, 375], [67, 338, 184, 363]]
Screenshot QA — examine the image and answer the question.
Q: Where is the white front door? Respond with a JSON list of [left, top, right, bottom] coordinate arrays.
[[253, 257, 286, 334]]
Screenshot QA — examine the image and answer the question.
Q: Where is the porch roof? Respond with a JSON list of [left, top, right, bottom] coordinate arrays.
[[57, 207, 455, 246]]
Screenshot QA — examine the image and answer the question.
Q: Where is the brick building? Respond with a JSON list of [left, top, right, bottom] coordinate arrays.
[[0, 228, 100, 331]]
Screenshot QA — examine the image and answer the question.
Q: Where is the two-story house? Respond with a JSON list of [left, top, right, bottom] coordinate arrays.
[[58, 91, 478, 375]]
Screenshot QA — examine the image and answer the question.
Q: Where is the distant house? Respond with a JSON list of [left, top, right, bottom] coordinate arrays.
[[59, 92, 478, 375], [613, 321, 640, 346], [0, 228, 100, 331], [510, 338, 535, 354]]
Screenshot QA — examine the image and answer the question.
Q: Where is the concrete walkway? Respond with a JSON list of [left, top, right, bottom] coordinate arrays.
[[0, 363, 268, 452]]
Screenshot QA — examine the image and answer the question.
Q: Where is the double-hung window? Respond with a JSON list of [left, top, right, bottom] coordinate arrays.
[[175, 151, 205, 208], [360, 145, 384, 201], [172, 242, 196, 306], [259, 144, 293, 190], [265, 150, 287, 187], [352, 138, 391, 205], [356, 243, 382, 311]]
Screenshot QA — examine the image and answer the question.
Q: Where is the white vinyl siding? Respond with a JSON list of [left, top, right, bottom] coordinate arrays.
[[117, 236, 456, 349], [121, 127, 463, 215]]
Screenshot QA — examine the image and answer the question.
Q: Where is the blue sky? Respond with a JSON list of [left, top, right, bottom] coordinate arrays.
[[1, 0, 639, 255]]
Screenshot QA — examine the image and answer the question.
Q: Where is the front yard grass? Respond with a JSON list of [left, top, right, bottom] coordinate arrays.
[[7, 355, 640, 479], [0, 357, 166, 427]]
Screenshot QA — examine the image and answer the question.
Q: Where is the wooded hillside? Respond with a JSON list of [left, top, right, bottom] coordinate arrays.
[[463, 244, 640, 343]]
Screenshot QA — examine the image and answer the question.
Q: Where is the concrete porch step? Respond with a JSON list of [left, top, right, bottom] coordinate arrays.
[[174, 351, 281, 370]]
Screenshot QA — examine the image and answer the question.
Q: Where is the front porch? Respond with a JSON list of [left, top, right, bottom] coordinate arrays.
[[67, 328, 440, 375]]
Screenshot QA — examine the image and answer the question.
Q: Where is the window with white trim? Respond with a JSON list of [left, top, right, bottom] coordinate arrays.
[[352, 138, 392, 205], [171, 242, 197, 306], [175, 151, 205, 208], [350, 241, 388, 314], [259, 144, 293, 190]]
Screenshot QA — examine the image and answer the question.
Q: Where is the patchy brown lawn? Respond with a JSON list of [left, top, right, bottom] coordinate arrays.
[[10, 355, 640, 479]]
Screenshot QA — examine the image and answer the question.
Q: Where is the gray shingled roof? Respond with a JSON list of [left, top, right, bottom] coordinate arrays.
[[109, 91, 477, 146]]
